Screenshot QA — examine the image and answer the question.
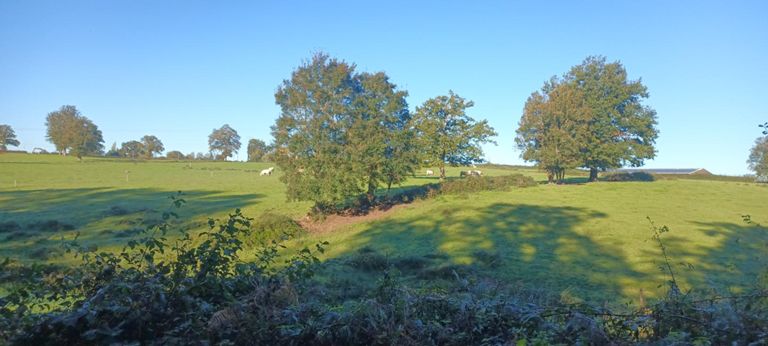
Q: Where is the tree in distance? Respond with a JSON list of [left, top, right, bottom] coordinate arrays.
[[120, 140, 144, 160], [208, 124, 241, 161], [141, 135, 164, 159], [412, 91, 497, 180], [0, 124, 20, 151], [45, 105, 105, 159], [516, 56, 659, 182], [105, 142, 121, 157], [748, 136, 768, 178], [166, 151, 184, 160], [247, 138, 269, 162], [272, 53, 418, 209]]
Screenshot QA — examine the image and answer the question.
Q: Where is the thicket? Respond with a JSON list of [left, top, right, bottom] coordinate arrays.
[[2, 195, 767, 344]]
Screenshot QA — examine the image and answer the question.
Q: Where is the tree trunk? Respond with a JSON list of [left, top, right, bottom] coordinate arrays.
[[588, 167, 599, 182], [439, 166, 446, 181]]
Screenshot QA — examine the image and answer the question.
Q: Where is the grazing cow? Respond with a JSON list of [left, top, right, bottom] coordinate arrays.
[[260, 167, 275, 176], [425, 169, 434, 176]]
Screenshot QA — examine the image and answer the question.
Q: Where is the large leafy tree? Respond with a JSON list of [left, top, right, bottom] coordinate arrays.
[[120, 140, 144, 159], [412, 91, 497, 179], [516, 79, 590, 183], [141, 135, 164, 159], [247, 138, 269, 162], [748, 136, 768, 177], [45, 105, 105, 158], [564, 56, 658, 181], [0, 124, 20, 151], [272, 53, 417, 209], [208, 124, 241, 161]]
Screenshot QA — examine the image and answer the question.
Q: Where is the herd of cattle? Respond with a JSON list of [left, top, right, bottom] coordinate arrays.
[[259, 166, 482, 177]]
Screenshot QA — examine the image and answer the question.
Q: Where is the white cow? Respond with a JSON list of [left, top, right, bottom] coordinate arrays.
[[425, 169, 434, 176], [260, 167, 275, 176]]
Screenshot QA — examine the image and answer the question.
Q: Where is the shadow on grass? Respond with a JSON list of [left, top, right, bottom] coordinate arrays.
[[0, 188, 264, 259], [329, 203, 648, 303], [649, 220, 768, 293]]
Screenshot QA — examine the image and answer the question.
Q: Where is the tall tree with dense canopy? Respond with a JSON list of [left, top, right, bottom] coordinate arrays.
[[0, 125, 20, 151], [141, 135, 164, 159], [272, 53, 417, 209], [748, 136, 768, 178], [516, 79, 590, 183], [120, 140, 144, 159], [247, 139, 268, 162], [564, 56, 659, 181], [208, 124, 241, 161], [412, 91, 497, 179], [45, 105, 105, 158]]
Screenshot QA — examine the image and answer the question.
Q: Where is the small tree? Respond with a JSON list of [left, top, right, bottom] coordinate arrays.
[[0, 124, 20, 151], [208, 124, 241, 161], [120, 140, 144, 160], [412, 91, 497, 179], [748, 136, 768, 178], [141, 135, 164, 159], [105, 142, 121, 157], [247, 139, 268, 162]]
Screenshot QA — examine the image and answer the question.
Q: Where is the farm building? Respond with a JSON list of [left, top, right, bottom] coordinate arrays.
[[611, 168, 713, 175]]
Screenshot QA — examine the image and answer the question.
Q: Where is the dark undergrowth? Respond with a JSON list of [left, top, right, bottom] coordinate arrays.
[[1, 195, 767, 345], [325, 174, 537, 217]]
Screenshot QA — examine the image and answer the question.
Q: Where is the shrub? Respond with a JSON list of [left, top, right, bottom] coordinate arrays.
[[602, 172, 655, 182], [440, 174, 537, 194]]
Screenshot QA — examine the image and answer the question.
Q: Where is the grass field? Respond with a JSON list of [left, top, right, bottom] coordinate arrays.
[[2, 153, 767, 305]]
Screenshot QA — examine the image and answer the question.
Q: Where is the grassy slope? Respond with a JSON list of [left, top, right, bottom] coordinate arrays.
[[2, 153, 767, 305]]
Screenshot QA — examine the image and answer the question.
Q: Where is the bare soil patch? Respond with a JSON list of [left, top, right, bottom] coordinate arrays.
[[298, 203, 410, 234]]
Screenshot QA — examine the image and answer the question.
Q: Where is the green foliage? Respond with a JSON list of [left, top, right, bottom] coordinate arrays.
[[601, 171, 655, 182], [413, 91, 497, 179], [208, 124, 241, 161], [517, 57, 659, 182], [439, 174, 536, 194], [0, 124, 20, 151], [246, 138, 269, 162], [1, 193, 327, 344], [272, 53, 418, 209], [165, 150, 184, 160], [119, 140, 144, 159], [45, 105, 105, 158], [140, 135, 164, 159], [747, 136, 768, 177]]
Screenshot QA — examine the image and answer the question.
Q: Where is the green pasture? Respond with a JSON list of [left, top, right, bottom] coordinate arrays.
[[2, 153, 767, 305]]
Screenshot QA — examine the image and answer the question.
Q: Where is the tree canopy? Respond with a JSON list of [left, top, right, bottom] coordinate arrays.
[[516, 79, 589, 183], [272, 53, 418, 209], [412, 91, 497, 179], [247, 139, 269, 162], [120, 140, 144, 159], [516, 56, 658, 182], [208, 124, 241, 161], [0, 124, 20, 151], [748, 136, 768, 177], [141, 135, 164, 159], [45, 105, 105, 158]]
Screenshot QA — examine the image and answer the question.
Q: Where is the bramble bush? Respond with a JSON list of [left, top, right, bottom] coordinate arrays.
[[2, 193, 767, 344]]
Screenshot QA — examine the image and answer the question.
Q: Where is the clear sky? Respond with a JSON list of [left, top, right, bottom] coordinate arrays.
[[1, 1, 766, 175]]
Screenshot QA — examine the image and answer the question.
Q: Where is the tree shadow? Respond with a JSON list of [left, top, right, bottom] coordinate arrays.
[[329, 203, 647, 304], [0, 187, 263, 259], [647, 220, 768, 293]]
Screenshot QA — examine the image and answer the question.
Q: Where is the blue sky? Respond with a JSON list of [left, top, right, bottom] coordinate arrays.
[[1, 1, 766, 175]]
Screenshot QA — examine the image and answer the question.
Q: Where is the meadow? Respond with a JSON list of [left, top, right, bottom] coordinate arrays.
[[1, 152, 767, 306]]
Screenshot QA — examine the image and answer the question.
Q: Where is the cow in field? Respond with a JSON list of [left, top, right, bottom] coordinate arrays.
[[260, 167, 275, 176], [425, 169, 434, 176]]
